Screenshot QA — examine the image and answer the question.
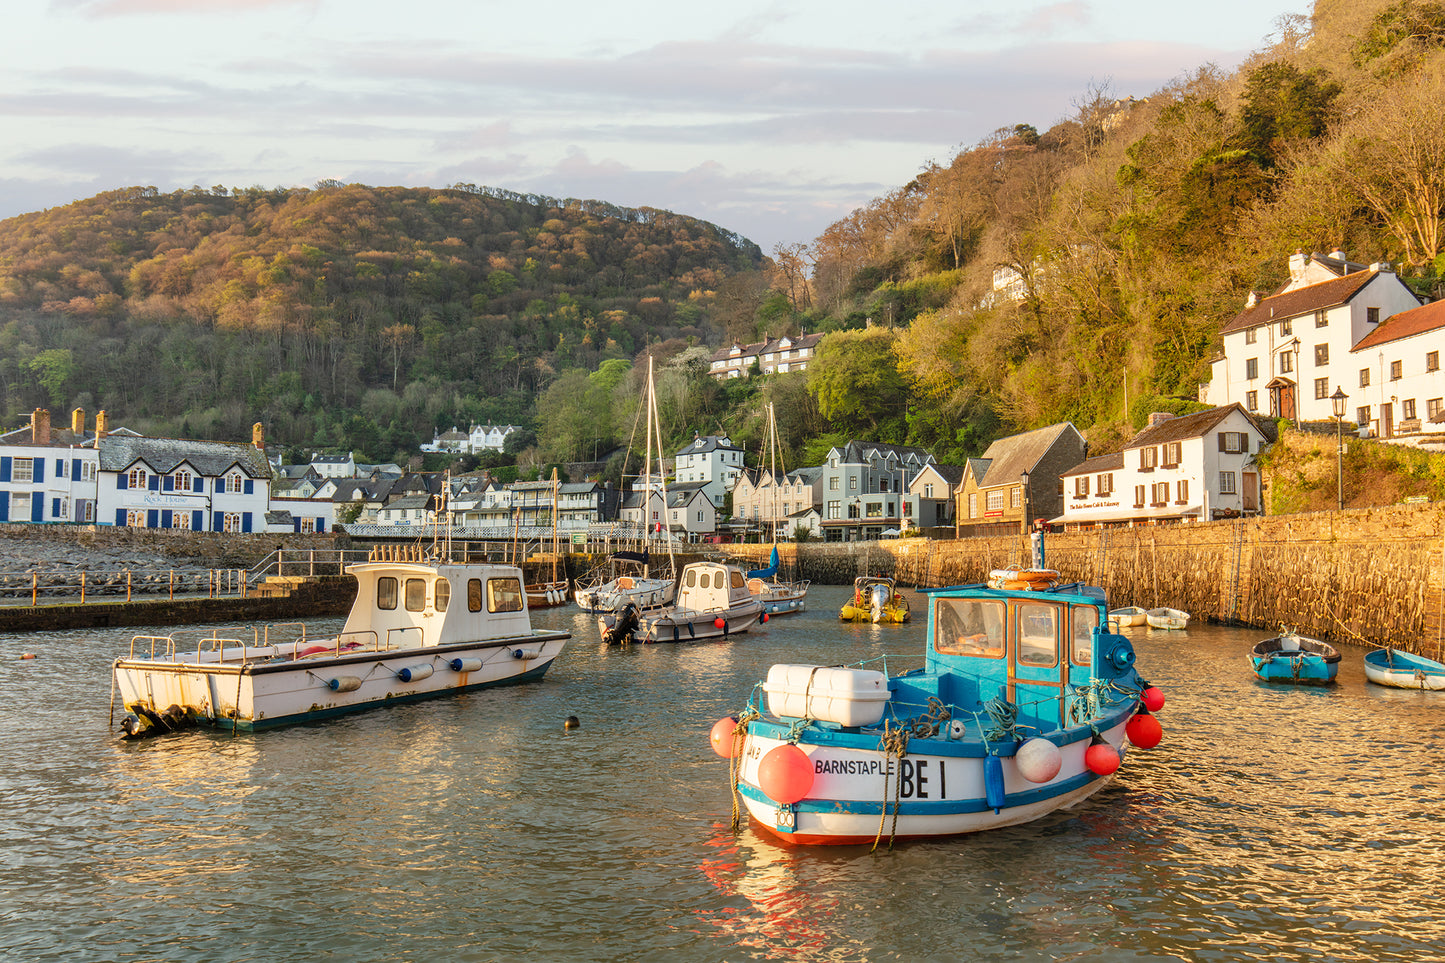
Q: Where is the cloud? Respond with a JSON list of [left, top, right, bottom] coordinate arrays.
[[52, 0, 318, 17]]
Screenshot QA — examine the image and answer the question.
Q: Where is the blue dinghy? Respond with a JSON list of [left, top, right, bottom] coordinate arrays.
[[1249, 629, 1340, 685], [1363, 648, 1445, 690]]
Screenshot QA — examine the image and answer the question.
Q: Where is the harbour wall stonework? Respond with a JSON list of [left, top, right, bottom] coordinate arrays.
[[722, 504, 1445, 657]]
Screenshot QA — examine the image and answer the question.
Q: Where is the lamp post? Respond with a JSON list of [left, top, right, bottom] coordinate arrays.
[[1019, 468, 1030, 537], [1331, 386, 1348, 511]]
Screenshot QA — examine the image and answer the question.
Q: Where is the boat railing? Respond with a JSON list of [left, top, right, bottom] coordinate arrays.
[[127, 635, 177, 660], [386, 626, 424, 648]]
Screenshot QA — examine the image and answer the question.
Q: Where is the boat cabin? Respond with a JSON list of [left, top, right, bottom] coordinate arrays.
[[341, 561, 535, 648], [919, 586, 1122, 734], [674, 561, 751, 613]]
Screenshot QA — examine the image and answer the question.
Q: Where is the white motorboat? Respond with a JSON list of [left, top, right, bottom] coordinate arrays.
[[113, 556, 568, 735], [599, 560, 764, 643]]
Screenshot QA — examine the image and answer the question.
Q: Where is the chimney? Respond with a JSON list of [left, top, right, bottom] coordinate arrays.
[[31, 408, 51, 445], [1147, 412, 1175, 428], [1330, 248, 1347, 262], [253, 422, 265, 450], [71, 407, 85, 436], [1245, 291, 1258, 308], [94, 410, 108, 448]]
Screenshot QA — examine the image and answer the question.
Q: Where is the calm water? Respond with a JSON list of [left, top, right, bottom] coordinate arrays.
[[2, 585, 1444, 962]]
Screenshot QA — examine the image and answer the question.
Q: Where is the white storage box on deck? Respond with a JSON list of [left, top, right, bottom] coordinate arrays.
[[764, 664, 890, 727]]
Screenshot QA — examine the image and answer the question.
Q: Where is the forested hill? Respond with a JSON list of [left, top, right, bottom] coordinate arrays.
[[0, 182, 764, 457]]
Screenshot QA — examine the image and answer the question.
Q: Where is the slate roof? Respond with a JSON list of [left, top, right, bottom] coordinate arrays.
[[676, 435, 743, 455], [833, 440, 934, 464], [1061, 452, 1126, 477], [382, 494, 434, 512], [975, 423, 1081, 487], [1219, 271, 1381, 336], [1352, 299, 1445, 351], [1125, 404, 1274, 449], [99, 436, 270, 478]]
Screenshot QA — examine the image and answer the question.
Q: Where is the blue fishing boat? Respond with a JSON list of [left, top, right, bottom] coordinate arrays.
[[1249, 629, 1340, 685], [1364, 648, 1445, 690], [713, 573, 1163, 845]]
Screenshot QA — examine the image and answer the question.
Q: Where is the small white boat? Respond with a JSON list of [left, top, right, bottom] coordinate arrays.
[[1364, 648, 1445, 690], [749, 576, 809, 615], [599, 560, 764, 644], [113, 556, 568, 735], [573, 553, 675, 613], [1110, 606, 1148, 627], [1146, 607, 1189, 630]]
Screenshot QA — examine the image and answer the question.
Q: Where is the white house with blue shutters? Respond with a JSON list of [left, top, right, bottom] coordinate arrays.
[[0, 408, 101, 524], [96, 433, 272, 532]]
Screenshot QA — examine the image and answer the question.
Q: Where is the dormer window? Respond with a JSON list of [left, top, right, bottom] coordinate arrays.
[[173, 469, 192, 492], [127, 467, 148, 489], [226, 471, 245, 493]]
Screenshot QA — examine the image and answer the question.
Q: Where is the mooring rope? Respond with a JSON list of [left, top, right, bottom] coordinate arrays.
[[872, 720, 910, 853], [728, 705, 761, 832]]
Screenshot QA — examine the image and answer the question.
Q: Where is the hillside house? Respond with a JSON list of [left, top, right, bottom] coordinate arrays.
[[819, 441, 935, 541], [674, 434, 747, 508], [708, 333, 824, 379], [1349, 300, 1445, 437], [955, 423, 1086, 535]]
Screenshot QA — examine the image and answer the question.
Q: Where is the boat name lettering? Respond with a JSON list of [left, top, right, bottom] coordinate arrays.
[[814, 758, 893, 776], [813, 758, 945, 797]]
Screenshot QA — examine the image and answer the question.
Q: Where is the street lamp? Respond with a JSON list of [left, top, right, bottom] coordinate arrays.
[[1019, 468, 1030, 536], [1331, 386, 1348, 511]]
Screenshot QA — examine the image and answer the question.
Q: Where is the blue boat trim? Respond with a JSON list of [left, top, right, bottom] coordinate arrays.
[[735, 766, 1105, 817]]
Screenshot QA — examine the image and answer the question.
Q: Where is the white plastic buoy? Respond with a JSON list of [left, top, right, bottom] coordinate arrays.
[[449, 657, 484, 672], [1015, 737, 1063, 784], [328, 676, 362, 692], [396, 664, 434, 683]]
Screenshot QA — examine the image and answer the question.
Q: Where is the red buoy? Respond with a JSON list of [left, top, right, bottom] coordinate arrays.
[[757, 744, 814, 803], [1141, 686, 1166, 712], [710, 716, 740, 758], [761, 613, 769, 623], [1084, 735, 1121, 775], [1125, 710, 1163, 749], [714, 617, 726, 630]]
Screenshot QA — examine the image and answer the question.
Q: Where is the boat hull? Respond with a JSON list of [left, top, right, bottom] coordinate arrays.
[[1249, 654, 1338, 685], [114, 634, 567, 732], [1145, 608, 1188, 630], [737, 721, 1129, 845], [574, 578, 673, 613], [1363, 648, 1445, 690]]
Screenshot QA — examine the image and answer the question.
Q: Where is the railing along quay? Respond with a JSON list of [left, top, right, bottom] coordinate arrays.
[[0, 567, 255, 606]]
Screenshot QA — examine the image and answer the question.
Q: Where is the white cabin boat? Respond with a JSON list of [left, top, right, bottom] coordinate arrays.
[[113, 558, 569, 735], [599, 561, 764, 643]]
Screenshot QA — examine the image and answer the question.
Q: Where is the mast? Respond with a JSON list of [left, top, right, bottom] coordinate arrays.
[[549, 466, 560, 581], [642, 356, 653, 573], [644, 355, 675, 572]]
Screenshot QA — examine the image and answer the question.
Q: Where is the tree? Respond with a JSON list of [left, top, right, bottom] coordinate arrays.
[[26, 349, 75, 406], [806, 329, 909, 441]]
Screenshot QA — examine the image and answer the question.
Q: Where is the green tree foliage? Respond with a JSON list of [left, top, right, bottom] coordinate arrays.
[[806, 328, 909, 441]]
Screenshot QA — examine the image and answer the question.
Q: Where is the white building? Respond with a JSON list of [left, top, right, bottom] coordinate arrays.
[[1056, 405, 1272, 529], [0, 408, 101, 524], [664, 481, 717, 539], [1348, 299, 1445, 437], [98, 427, 273, 532], [309, 453, 356, 478], [422, 424, 519, 454], [1205, 251, 1422, 422], [674, 434, 746, 508], [708, 333, 824, 380]]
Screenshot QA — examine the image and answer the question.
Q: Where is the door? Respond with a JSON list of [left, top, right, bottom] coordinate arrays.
[[1383, 403, 1394, 438], [1009, 599, 1066, 731], [1242, 472, 1259, 512]]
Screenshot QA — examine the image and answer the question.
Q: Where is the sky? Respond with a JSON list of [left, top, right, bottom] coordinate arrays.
[[1, 0, 1308, 253]]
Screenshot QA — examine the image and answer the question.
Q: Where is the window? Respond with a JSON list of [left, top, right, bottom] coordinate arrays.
[[377, 577, 398, 610], [1074, 476, 1090, 498], [829, 477, 838, 491], [1280, 318, 1292, 336], [1315, 377, 1329, 400], [1357, 405, 1371, 426], [1139, 447, 1158, 470], [173, 469, 192, 492], [1133, 485, 1145, 509], [226, 472, 244, 493], [1219, 471, 1237, 494], [1404, 399, 1417, 420], [968, 493, 978, 518], [1218, 432, 1247, 453], [1163, 442, 1182, 468], [1010, 487, 1021, 509], [405, 578, 427, 612], [1176, 479, 1189, 504], [1096, 473, 1114, 496], [128, 467, 147, 489], [826, 500, 840, 519], [433, 579, 449, 613], [14, 493, 33, 520], [1016, 602, 1059, 667], [299, 518, 316, 533], [1368, 306, 1380, 324], [865, 502, 883, 518], [1151, 481, 1169, 507], [986, 490, 1004, 513], [848, 476, 857, 491], [1246, 390, 1258, 411], [223, 513, 242, 532], [1430, 352, 1441, 373], [1245, 327, 1257, 344], [82, 462, 97, 482], [1279, 352, 1293, 374], [847, 503, 860, 519], [1245, 357, 1259, 380], [934, 598, 1004, 657], [173, 510, 190, 530], [83, 501, 94, 522], [1071, 606, 1098, 665], [1314, 343, 1329, 366], [12, 458, 33, 483], [487, 577, 524, 613], [1429, 399, 1444, 421], [923, 483, 934, 498], [1315, 310, 1327, 328], [1360, 368, 1371, 388], [468, 578, 483, 612], [1391, 360, 1403, 381]]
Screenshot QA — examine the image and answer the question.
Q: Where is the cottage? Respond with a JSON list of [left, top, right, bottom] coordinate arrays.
[[955, 423, 1086, 535], [97, 424, 272, 532]]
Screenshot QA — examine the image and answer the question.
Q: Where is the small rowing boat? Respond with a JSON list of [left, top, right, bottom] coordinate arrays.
[[1146, 607, 1189, 630], [1363, 648, 1445, 690], [1109, 605, 1148, 627], [1249, 629, 1340, 685]]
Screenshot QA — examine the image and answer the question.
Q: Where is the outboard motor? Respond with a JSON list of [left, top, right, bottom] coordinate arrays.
[[869, 583, 889, 623], [602, 603, 640, 645]]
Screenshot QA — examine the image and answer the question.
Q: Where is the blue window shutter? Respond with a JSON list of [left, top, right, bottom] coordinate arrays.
[[148, 475, 159, 492], [52, 498, 60, 517], [72, 458, 81, 480], [241, 512, 252, 533], [192, 510, 203, 530], [193, 477, 203, 493], [30, 493, 42, 522], [117, 509, 127, 527], [163, 476, 173, 491], [244, 479, 254, 495], [34, 459, 44, 483], [213, 511, 223, 531], [147, 509, 158, 528], [0, 457, 10, 482], [293, 517, 301, 532], [161, 509, 172, 528], [117, 474, 127, 490], [0, 498, 7, 522]]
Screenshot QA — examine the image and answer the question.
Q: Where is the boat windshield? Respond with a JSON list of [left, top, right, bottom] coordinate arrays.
[[934, 598, 1005, 657], [1071, 605, 1097, 665]]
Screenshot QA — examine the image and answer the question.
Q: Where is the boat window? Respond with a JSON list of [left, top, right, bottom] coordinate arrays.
[[487, 577, 524, 613], [405, 578, 427, 612], [1017, 602, 1059, 667], [685, 569, 697, 588], [1071, 606, 1097, 664], [377, 576, 398, 611], [435, 578, 450, 612], [731, 570, 745, 588], [934, 598, 1005, 657], [467, 578, 483, 612]]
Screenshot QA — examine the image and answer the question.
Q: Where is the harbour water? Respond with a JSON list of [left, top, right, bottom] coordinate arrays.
[[2, 584, 1444, 962]]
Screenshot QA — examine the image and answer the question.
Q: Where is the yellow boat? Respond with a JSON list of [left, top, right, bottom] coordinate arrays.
[[839, 576, 910, 623]]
